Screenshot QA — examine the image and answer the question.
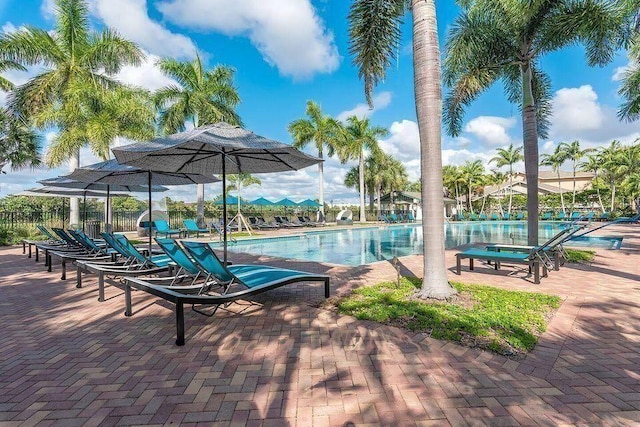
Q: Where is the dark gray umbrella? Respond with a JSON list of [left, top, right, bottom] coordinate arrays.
[[112, 122, 322, 264], [65, 159, 220, 252]]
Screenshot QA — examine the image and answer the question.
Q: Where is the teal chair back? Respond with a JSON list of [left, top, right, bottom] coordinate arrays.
[[112, 234, 146, 263], [183, 219, 199, 231], [154, 220, 171, 232], [155, 238, 200, 275], [181, 241, 234, 284]]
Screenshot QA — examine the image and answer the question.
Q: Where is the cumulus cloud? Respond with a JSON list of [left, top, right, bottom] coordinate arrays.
[[336, 92, 392, 122], [115, 51, 176, 91], [463, 116, 516, 146], [156, 0, 340, 79], [378, 120, 421, 164], [90, 0, 197, 59]]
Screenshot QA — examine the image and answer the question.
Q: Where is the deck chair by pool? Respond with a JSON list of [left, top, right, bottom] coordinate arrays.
[[77, 233, 172, 302], [569, 212, 581, 221], [484, 225, 584, 271], [182, 219, 210, 238], [540, 212, 551, 221], [47, 229, 116, 279], [124, 241, 330, 346], [615, 212, 640, 223], [154, 220, 182, 238], [596, 212, 610, 221], [490, 213, 499, 221], [453, 228, 580, 284], [248, 216, 278, 230], [514, 212, 524, 220], [554, 211, 566, 221], [22, 225, 65, 258]]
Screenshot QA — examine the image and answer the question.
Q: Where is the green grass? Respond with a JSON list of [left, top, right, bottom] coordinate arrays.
[[337, 278, 561, 356], [565, 248, 596, 263]]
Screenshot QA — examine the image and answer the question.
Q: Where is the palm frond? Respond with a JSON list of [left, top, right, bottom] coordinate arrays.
[[84, 28, 145, 74]]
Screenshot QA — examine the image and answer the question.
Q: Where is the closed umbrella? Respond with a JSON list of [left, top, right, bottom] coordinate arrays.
[[65, 159, 219, 253], [112, 122, 322, 264]]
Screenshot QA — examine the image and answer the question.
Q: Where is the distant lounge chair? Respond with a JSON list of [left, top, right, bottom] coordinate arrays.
[[124, 241, 330, 346], [615, 212, 640, 223], [407, 212, 416, 222], [584, 212, 595, 221], [514, 212, 524, 220], [554, 212, 566, 221], [248, 216, 279, 230], [596, 212, 609, 222], [540, 212, 552, 221], [490, 213, 499, 221], [479, 213, 488, 221], [569, 212, 581, 221], [154, 220, 181, 238], [274, 216, 303, 228], [182, 219, 210, 238], [304, 215, 325, 226], [501, 213, 510, 220], [468, 213, 479, 221]]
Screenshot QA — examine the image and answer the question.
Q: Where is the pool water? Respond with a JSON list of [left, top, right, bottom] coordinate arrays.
[[221, 221, 616, 267]]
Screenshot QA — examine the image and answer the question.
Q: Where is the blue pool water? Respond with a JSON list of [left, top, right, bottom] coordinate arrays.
[[220, 221, 618, 267]]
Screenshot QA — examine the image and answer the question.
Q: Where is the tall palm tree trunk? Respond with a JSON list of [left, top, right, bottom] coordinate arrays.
[[571, 163, 577, 212], [358, 152, 366, 222], [413, 0, 454, 298], [521, 62, 539, 246], [594, 172, 604, 213], [508, 166, 514, 215], [69, 149, 80, 227], [557, 172, 565, 213], [610, 179, 616, 212], [318, 147, 325, 221]]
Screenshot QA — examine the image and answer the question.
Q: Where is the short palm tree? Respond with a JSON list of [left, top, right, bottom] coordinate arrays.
[[0, 108, 41, 175], [460, 160, 485, 213], [287, 101, 341, 221], [444, 0, 622, 245], [226, 173, 261, 232], [600, 140, 623, 212], [349, 0, 455, 298], [540, 146, 568, 214], [489, 144, 523, 215], [155, 53, 242, 226], [0, 0, 145, 225], [337, 116, 387, 223], [580, 153, 606, 213], [559, 140, 592, 212]]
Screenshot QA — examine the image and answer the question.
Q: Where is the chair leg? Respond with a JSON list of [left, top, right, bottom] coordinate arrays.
[[469, 258, 474, 271], [76, 265, 83, 288], [456, 256, 461, 275], [124, 283, 132, 316], [534, 262, 540, 284], [175, 301, 185, 346], [61, 259, 66, 280], [98, 271, 105, 302], [324, 278, 330, 298]]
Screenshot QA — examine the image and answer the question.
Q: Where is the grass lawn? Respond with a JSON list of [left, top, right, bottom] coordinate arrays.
[[565, 248, 596, 263], [337, 278, 561, 357]]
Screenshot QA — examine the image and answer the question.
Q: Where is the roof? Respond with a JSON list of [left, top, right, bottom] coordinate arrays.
[[377, 191, 457, 204]]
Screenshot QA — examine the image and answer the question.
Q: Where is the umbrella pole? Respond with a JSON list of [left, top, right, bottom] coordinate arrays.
[[222, 158, 228, 266], [82, 193, 86, 232], [61, 198, 65, 228], [148, 171, 153, 256]]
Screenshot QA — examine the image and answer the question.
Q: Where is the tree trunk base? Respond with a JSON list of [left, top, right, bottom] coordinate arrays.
[[416, 285, 457, 301]]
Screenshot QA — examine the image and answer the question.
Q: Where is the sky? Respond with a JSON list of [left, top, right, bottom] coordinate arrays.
[[0, 0, 638, 206]]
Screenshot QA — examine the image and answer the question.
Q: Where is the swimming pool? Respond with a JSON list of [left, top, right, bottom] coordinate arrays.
[[221, 221, 618, 267]]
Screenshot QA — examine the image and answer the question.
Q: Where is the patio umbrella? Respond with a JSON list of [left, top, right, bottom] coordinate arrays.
[[297, 199, 322, 207], [112, 122, 322, 264], [20, 186, 131, 230], [65, 159, 220, 253], [38, 177, 169, 232], [250, 197, 274, 206], [213, 195, 246, 205], [274, 198, 298, 207]]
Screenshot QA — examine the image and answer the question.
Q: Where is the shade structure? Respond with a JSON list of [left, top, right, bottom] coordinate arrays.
[[65, 159, 220, 252], [39, 177, 169, 193], [274, 198, 298, 207], [112, 122, 322, 264], [250, 197, 274, 206], [20, 186, 131, 230], [213, 195, 246, 205], [297, 199, 322, 207]]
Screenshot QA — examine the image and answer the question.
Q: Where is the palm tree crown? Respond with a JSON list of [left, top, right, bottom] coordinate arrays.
[[489, 144, 523, 214]]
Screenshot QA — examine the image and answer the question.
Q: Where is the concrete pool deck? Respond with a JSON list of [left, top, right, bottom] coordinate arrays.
[[0, 222, 639, 425]]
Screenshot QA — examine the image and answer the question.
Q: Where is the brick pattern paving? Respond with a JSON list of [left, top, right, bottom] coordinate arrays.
[[0, 224, 639, 426]]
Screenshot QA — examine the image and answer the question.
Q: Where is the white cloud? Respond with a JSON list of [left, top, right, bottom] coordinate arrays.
[[336, 92, 392, 122], [463, 116, 516, 146], [157, 0, 340, 79], [378, 120, 421, 164], [1, 21, 18, 33], [115, 51, 176, 91], [550, 85, 603, 135], [90, 0, 197, 59]]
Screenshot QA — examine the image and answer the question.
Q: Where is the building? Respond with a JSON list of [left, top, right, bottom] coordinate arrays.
[[378, 191, 458, 219], [481, 170, 596, 199]]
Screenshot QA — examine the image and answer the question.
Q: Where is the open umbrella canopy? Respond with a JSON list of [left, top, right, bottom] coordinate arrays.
[[274, 198, 298, 207], [213, 195, 247, 205], [111, 123, 322, 264], [250, 197, 275, 206], [20, 187, 131, 198], [112, 123, 322, 175], [66, 159, 219, 186], [38, 177, 169, 193], [297, 199, 322, 207]]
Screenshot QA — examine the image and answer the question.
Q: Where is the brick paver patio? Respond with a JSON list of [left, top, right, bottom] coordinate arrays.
[[0, 224, 639, 426]]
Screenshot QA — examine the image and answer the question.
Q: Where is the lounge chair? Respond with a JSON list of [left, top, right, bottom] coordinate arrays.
[[485, 225, 584, 271], [490, 213, 499, 221], [596, 212, 609, 222], [584, 212, 595, 221], [501, 213, 510, 220], [297, 216, 318, 227], [479, 213, 488, 221], [211, 221, 237, 242], [540, 212, 551, 221], [182, 219, 210, 238], [615, 212, 640, 223], [569, 212, 581, 221], [407, 212, 417, 222], [124, 241, 330, 346], [248, 216, 279, 230], [454, 228, 582, 283], [455, 213, 465, 221], [468, 213, 479, 221], [514, 212, 525, 220], [274, 216, 303, 228], [258, 216, 281, 228], [389, 213, 400, 223], [304, 215, 325, 226], [47, 229, 115, 279], [76, 233, 172, 302], [554, 212, 566, 221], [154, 220, 182, 238]]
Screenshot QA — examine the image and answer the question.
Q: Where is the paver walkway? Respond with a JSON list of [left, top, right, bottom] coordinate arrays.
[[0, 224, 639, 426]]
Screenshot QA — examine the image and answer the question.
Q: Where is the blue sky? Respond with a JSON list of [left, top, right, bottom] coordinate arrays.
[[0, 0, 638, 205]]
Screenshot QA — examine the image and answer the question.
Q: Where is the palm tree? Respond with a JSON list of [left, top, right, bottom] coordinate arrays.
[[349, 0, 455, 298], [155, 53, 242, 226], [622, 172, 640, 213], [0, 0, 145, 225], [540, 146, 568, 214], [0, 108, 41, 175], [489, 144, 523, 215], [558, 140, 591, 213], [600, 140, 623, 212], [444, 0, 622, 245], [579, 153, 606, 213], [0, 59, 25, 91], [226, 173, 261, 232], [460, 160, 485, 213], [337, 116, 387, 223], [287, 101, 341, 221], [618, 5, 640, 121]]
